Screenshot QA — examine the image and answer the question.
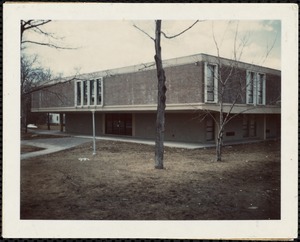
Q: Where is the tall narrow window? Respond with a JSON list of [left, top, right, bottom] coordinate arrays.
[[83, 81, 88, 105], [97, 79, 102, 105], [249, 115, 256, 137], [257, 73, 265, 105], [206, 116, 215, 141], [89, 80, 95, 105], [247, 71, 255, 104], [246, 71, 265, 105], [242, 115, 249, 137], [205, 63, 218, 103], [243, 114, 256, 138], [75, 78, 103, 107], [207, 65, 215, 101], [76, 81, 82, 106]]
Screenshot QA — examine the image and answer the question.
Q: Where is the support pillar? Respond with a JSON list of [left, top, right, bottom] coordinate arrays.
[[263, 114, 267, 140], [60, 113, 64, 132], [92, 110, 96, 155], [47, 113, 50, 130]]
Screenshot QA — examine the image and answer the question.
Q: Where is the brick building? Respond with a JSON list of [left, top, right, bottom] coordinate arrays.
[[31, 53, 281, 144]]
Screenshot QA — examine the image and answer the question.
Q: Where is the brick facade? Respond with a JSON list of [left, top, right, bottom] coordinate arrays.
[[31, 53, 281, 143]]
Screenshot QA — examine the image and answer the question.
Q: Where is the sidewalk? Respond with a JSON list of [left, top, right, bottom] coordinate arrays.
[[22, 129, 268, 160], [27, 128, 216, 149], [21, 136, 91, 160]]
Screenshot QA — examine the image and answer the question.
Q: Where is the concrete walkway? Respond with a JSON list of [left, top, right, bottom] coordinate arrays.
[[22, 129, 267, 160], [21, 136, 91, 160]]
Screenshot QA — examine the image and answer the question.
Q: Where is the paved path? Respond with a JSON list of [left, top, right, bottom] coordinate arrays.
[[22, 129, 266, 160], [21, 137, 91, 160]]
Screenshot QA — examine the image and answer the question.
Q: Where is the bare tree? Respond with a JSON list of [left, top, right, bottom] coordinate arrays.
[[134, 20, 200, 169], [21, 54, 52, 132], [20, 20, 78, 132], [153, 20, 167, 169], [21, 20, 74, 50], [200, 21, 279, 161]]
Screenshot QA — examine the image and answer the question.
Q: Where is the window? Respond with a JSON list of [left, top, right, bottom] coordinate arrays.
[[247, 72, 255, 104], [242, 114, 256, 138], [242, 115, 249, 137], [226, 131, 235, 136], [204, 63, 218, 103], [257, 73, 265, 105], [246, 71, 265, 105], [96, 79, 102, 105], [75, 78, 103, 107], [76, 82, 82, 106], [89, 80, 95, 105], [249, 116, 256, 137], [206, 116, 215, 141], [83, 81, 88, 105]]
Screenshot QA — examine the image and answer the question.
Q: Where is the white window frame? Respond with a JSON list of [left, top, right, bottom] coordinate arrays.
[[246, 70, 266, 105], [257, 72, 266, 105], [246, 71, 251, 104], [75, 77, 103, 107], [204, 62, 218, 103], [75, 81, 83, 107], [96, 78, 104, 107]]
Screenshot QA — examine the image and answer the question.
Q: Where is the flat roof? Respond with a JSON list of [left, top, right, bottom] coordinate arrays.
[[47, 53, 281, 85]]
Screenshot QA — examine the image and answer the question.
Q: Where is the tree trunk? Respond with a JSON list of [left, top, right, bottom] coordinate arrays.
[[216, 129, 223, 161], [154, 20, 167, 169], [217, 99, 224, 162]]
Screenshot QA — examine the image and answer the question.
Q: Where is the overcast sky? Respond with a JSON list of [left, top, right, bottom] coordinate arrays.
[[22, 20, 281, 77]]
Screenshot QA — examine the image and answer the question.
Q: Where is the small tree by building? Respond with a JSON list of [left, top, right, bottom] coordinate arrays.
[[200, 21, 279, 161]]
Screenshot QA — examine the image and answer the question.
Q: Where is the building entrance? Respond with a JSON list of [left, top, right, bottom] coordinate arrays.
[[105, 113, 132, 136]]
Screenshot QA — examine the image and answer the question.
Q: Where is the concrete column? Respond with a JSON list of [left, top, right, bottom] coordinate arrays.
[[263, 114, 267, 140], [60, 113, 64, 132], [92, 110, 96, 155], [47, 113, 50, 130]]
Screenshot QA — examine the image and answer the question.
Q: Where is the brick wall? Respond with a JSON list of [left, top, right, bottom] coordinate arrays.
[[31, 60, 280, 110], [32, 81, 74, 108], [104, 63, 204, 106], [266, 73, 281, 105]]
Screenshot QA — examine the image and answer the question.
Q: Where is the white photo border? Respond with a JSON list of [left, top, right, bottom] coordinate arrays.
[[3, 3, 298, 239]]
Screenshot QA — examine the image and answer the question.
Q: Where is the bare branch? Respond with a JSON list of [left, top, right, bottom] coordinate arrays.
[[21, 20, 52, 33], [212, 22, 220, 58], [233, 22, 239, 61], [133, 24, 155, 41], [161, 20, 201, 39], [32, 25, 62, 41], [23, 76, 77, 96], [43, 89, 66, 104], [260, 31, 278, 66], [21, 40, 76, 50]]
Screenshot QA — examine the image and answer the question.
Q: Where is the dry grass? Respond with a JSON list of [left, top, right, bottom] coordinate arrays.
[[21, 145, 45, 154], [21, 132, 68, 140], [21, 140, 280, 220]]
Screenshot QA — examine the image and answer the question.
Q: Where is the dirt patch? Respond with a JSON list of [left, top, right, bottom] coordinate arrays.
[[21, 140, 280, 220], [21, 145, 45, 154]]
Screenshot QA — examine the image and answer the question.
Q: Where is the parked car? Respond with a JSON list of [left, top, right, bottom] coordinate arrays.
[[27, 124, 37, 129]]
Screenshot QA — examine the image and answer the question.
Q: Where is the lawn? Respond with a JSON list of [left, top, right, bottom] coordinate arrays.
[[21, 144, 45, 154], [21, 139, 280, 220], [21, 132, 68, 140]]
